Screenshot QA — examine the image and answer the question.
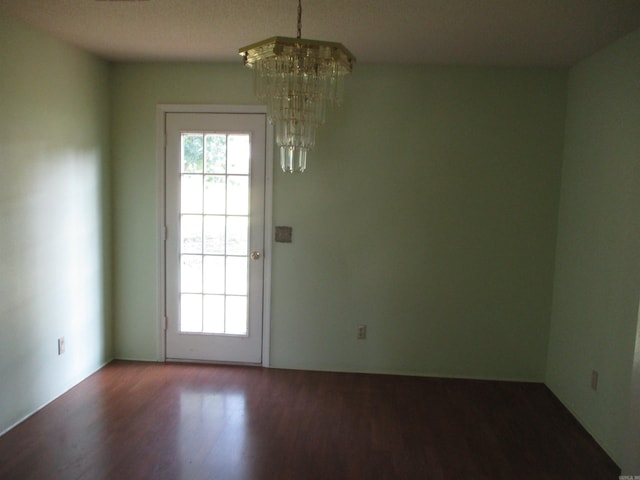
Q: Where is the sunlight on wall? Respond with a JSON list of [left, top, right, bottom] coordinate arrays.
[[0, 13, 111, 435], [0, 145, 108, 429]]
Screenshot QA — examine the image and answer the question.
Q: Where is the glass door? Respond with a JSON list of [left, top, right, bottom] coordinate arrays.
[[165, 113, 266, 363]]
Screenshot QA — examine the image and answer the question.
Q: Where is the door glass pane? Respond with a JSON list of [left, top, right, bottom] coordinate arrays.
[[227, 134, 250, 174], [203, 295, 225, 333], [205, 134, 226, 174], [181, 175, 203, 214], [203, 256, 225, 294], [204, 175, 225, 215], [182, 134, 204, 173], [181, 255, 202, 293], [226, 256, 247, 295], [181, 215, 202, 254], [226, 216, 248, 256], [204, 216, 225, 254], [226, 296, 248, 335], [181, 294, 202, 333], [227, 176, 248, 215]]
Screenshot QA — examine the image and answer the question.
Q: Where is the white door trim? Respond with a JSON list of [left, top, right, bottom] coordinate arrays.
[[156, 104, 273, 367]]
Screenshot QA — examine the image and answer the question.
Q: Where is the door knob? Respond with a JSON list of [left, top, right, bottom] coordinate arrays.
[[250, 251, 261, 260]]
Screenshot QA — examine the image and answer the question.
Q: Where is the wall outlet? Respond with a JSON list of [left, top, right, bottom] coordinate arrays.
[[357, 324, 367, 340], [58, 337, 65, 355], [591, 370, 598, 391]]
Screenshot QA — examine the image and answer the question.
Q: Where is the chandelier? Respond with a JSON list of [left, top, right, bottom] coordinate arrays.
[[239, 0, 355, 173]]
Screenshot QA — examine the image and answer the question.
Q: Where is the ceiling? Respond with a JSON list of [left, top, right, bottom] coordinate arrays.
[[1, 0, 639, 66]]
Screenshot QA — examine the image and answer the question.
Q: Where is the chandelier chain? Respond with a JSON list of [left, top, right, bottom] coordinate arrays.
[[297, 0, 302, 39]]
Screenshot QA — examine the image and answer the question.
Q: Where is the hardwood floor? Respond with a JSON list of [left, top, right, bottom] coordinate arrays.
[[0, 361, 620, 479]]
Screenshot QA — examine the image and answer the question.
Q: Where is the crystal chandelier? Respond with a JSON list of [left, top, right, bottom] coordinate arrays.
[[239, 0, 355, 173]]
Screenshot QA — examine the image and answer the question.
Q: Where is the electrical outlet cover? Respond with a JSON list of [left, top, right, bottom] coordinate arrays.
[[357, 325, 367, 340]]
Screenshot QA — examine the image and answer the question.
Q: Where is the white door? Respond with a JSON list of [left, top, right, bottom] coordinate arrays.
[[165, 112, 266, 363]]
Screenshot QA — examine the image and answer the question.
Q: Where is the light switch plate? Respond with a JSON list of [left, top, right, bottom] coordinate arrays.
[[275, 226, 292, 243]]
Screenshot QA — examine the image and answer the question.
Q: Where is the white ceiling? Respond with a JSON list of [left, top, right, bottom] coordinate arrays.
[[1, 0, 639, 66]]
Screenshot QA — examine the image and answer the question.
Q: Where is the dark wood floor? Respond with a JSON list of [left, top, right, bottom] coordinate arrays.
[[0, 361, 620, 480]]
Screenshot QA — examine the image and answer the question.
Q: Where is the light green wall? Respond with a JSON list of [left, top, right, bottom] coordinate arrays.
[[110, 64, 256, 359], [546, 28, 640, 470], [0, 15, 112, 434], [271, 67, 565, 379], [111, 63, 567, 381]]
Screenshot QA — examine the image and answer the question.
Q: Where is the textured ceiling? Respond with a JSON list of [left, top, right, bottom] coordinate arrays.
[[1, 0, 639, 66]]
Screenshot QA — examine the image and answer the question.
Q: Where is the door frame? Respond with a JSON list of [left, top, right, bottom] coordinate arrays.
[[156, 104, 273, 366]]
